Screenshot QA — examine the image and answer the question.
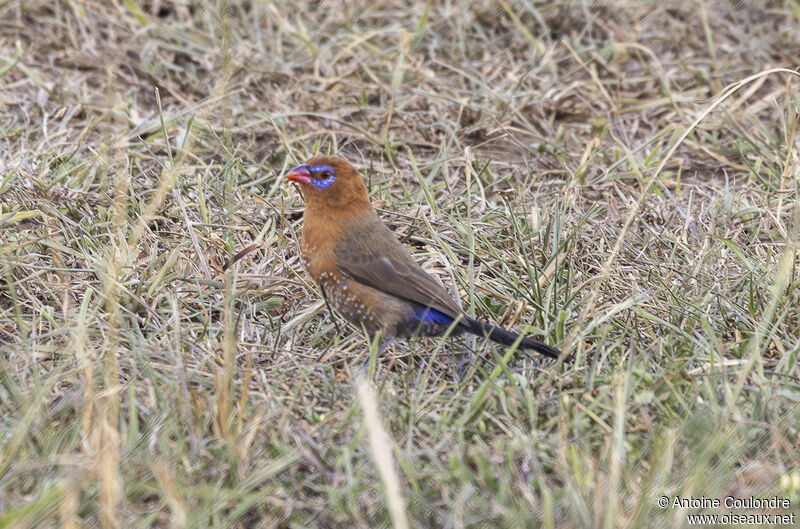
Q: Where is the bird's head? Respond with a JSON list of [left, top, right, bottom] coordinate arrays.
[[285, 155, 370, 212]]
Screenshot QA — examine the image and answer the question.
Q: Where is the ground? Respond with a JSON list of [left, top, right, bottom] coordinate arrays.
[[1, 1, 799, 527]]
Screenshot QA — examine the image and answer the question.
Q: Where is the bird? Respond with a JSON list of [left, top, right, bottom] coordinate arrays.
[[284, 155, 560, 359]]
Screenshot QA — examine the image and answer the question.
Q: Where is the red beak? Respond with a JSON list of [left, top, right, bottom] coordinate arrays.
[[285, 164, 312, 185]]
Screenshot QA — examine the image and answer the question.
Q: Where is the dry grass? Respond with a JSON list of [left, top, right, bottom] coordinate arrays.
[[1, 1, 799, 527]]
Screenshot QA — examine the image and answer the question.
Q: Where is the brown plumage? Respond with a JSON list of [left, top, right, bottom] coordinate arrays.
[[286, 155, 560, 358]]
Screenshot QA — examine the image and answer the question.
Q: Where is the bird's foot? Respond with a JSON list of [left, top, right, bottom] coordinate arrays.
[[378, 337, 395, 355]]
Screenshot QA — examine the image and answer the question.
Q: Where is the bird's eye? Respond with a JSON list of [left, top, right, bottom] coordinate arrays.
[[309, 165, 336, 189]]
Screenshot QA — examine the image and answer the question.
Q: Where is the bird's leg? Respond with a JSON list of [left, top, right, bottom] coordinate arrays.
[[353, 358, 370, 381], [353, 330, 385, 381], [318, 283, 342, 335], [456, 338, 477, 381], [379, 337, 395, 355]]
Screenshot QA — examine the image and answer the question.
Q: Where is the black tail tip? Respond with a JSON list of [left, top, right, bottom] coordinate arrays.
[[465, 317, 564, 360], [520, 336, 561, 359]]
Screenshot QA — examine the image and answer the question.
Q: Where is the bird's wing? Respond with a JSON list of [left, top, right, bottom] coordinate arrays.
[[334, 214, 463, 318]]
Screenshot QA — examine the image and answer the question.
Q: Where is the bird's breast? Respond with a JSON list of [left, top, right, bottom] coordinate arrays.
[[299, 229, 373, 327], [299, 214, 418, 338]]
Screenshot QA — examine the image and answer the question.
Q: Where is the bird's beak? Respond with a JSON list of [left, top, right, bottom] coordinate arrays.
[[285, 164, 312, 185]]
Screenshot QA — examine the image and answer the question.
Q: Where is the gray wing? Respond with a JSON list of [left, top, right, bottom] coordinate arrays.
[[334, 213, 463, 318]]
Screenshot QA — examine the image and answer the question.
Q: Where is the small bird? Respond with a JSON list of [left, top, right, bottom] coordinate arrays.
[[285, 155, 560, 359]]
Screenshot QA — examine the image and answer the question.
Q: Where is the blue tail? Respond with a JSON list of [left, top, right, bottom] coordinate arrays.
[[413, 306, 455, 326], [411, 307, 560, 359]]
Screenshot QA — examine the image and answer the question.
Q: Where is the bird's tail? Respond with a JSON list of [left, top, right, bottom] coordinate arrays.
[[464, 317, 560, 359]]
